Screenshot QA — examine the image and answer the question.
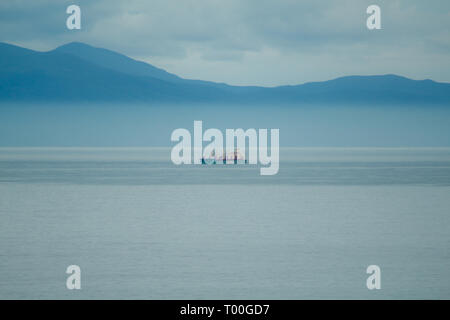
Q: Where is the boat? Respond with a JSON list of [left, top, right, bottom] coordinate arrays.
[[201, 148, 248, 164]]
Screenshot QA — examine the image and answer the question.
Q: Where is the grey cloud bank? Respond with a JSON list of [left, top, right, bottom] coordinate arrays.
[[0, 0, 449, 86]]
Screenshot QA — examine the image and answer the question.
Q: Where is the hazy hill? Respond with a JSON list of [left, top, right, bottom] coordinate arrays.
[[1, 41, 449, 105]]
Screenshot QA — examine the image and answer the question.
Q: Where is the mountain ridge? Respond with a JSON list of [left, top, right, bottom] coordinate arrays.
[[1, 41, 449, 105]]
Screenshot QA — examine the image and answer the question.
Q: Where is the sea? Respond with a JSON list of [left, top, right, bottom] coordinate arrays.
[[0, 147, 449, 299]]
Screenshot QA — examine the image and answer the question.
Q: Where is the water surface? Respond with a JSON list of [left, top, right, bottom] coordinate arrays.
[[0, 148, 449, 299]]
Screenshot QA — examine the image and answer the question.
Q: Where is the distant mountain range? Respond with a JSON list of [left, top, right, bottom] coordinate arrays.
[[1, 41, 450, 105]]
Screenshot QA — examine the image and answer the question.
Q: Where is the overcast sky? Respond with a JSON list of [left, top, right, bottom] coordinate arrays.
[[1, 0, 449, 86]]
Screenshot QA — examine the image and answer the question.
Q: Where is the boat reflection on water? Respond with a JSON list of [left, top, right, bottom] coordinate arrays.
[[202, 149, 248, 165]]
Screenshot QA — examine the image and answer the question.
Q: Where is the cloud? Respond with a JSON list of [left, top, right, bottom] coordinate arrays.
[[0, 0, 449, 85]]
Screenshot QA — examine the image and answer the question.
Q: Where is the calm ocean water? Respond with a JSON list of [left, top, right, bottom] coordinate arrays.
[[0, 147, 449, 299]]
